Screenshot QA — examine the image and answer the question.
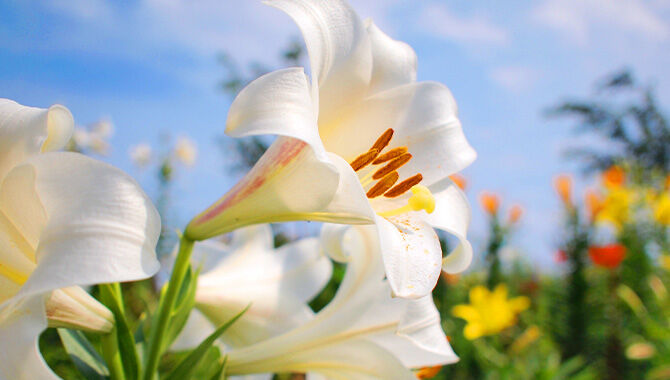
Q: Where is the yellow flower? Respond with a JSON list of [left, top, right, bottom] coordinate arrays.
[[652, 192, 670, 226], [661, 255, 670, 272], [451, 284, 530, 340], [596, 187, 635, 229]]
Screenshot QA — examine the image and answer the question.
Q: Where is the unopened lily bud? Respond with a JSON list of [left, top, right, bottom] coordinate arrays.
[[508, 205, 523, 224], [626, 342, 655, 360], [553, 174, 572, 207], [46, 286, 114, 333]]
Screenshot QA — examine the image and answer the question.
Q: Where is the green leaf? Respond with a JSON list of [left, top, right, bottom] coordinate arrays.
[[100, 283, 141, 380], [163, 266, 200, 349], [165, 305, 249, 380], [208, 356, 227, 380], [57, 328, 110, 380]]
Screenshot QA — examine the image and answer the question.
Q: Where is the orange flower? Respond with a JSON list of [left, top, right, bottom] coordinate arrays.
[[416, 365, 442, 379], [554, 174, 572, 206], [602, 165, 625, 188], [585, 189, 605, 221], [449, 174, 467, 190], [589, 244, 626, 269], [508, 205, 523, 224], [479, 192, 500, 216]]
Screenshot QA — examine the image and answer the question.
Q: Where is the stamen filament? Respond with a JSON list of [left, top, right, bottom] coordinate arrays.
[[371, 128, 394, 152], [384, 174, 423, 198], [373, 147, 408, 164], [366, 172, 399, 198], [349, 148, 379, 171], [372, 153, 412, 180]]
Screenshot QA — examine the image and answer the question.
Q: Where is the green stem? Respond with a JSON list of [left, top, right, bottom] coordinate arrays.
[[100, 285, 126, 380], [143, 235, 195, 380]]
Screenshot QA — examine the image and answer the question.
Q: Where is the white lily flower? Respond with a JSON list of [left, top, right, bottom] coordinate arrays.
[[173, 136, 197, 166], [186, 0, 476, 298], [129, 143, 153, 167], [225, 225, 457, 379], [171, 224, 332, 350], [0, 99, 161, 380]]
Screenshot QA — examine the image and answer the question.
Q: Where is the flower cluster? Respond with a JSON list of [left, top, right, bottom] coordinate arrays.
[[1, 0, 477, 379]]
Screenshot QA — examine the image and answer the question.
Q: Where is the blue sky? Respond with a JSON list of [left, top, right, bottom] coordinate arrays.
[[2, 0, 669, 270]]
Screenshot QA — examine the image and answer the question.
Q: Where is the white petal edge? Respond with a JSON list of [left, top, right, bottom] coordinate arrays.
[[0, 99, 73, 182], [376, 215, 442, 299], [0, 295, 59, 380], [423, 178, 473, 274], [264, 0, 372, 122], [0, 152, 161, 299], [366, 20, 417, 94], [225, 68, 326, 160]]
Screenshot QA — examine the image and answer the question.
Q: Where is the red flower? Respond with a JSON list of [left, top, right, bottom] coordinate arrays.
[[555, 250, 568, 263], [589, 244, 626, 269]]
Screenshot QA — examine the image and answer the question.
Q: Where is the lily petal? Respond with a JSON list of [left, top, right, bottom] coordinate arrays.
[[0, 295, 58, 380], [174, 225, 332, 348], [394, 296, 457, 367], [0, 99, 73, 182], [260, 339, 416, 380], [196, 236, 332, 346], [227, 224, 454, 378], [366, 20, 417, 94], [347, 288, 456, 369], [265, 0, 372, 122], [0, 152, 160, 298], [225, 68, 324, 159], [423, 178, 473, 274], [376, 215, 442, 299]]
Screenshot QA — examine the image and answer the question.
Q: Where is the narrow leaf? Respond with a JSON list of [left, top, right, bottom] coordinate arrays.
[[57, 328, 110, 380], [165, 306, 249, 380]]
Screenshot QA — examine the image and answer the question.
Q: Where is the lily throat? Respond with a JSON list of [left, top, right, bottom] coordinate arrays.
[[348, 128, 435, 216]]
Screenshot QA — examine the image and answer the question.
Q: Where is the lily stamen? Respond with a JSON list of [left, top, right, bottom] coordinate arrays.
[[372, 153, 412, 180], [366, 171, 400, 198], [384, 173, 423, 198], [371, 128, 394, 152], [349, 148, 380, 171], [378, 185, 436, 217], [373, 147, 408, 164]]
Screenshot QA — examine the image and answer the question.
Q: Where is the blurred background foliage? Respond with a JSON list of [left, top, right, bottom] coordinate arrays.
[[40, 40, 670, 380]]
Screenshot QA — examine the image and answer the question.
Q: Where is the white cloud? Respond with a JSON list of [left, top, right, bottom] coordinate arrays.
[[531, 0, 670, 45], [417, 3, 509, 45], [489, 66, 540, 93]]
